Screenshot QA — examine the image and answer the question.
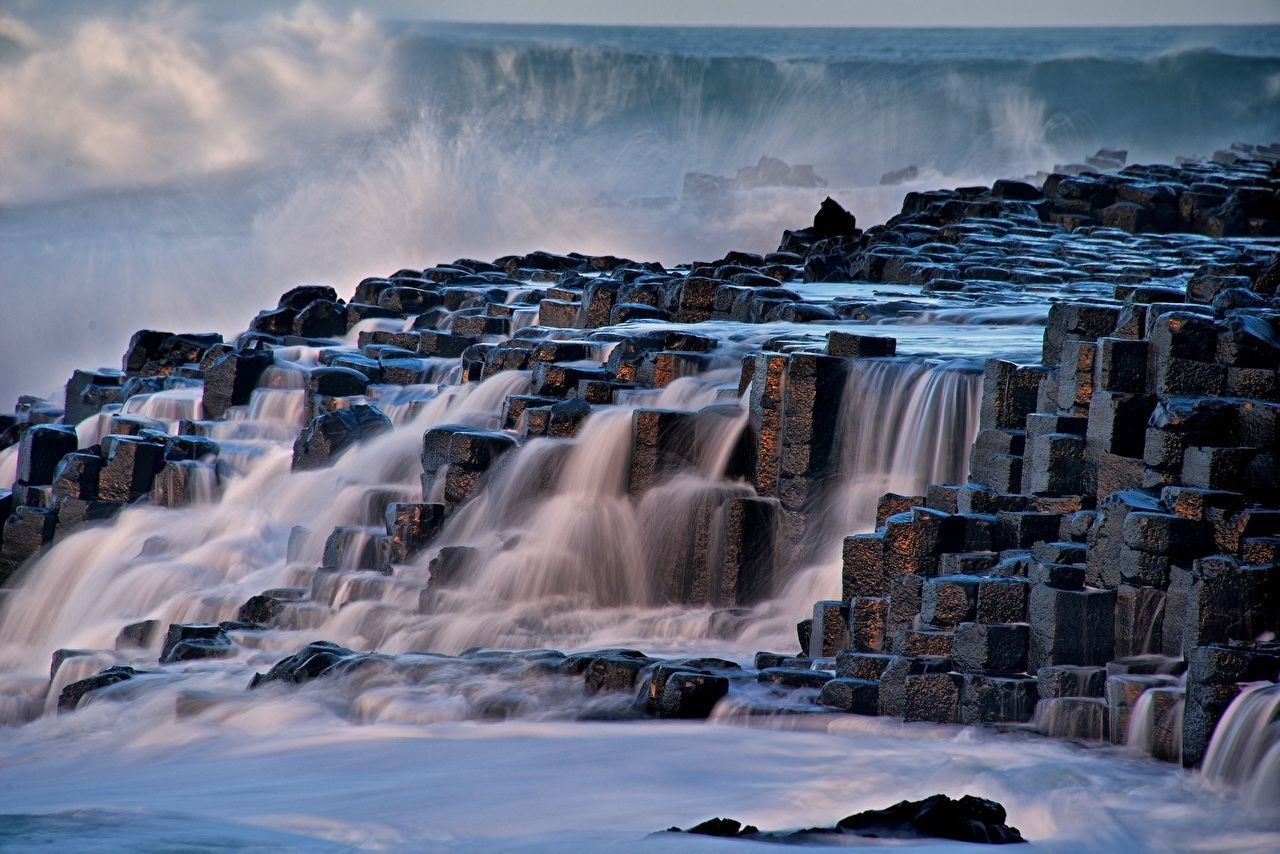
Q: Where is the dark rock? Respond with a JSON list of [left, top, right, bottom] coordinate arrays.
[[0, 505, 59, 585], [658, 671, 730, 718], [820, 677, 880, 714], [98, 436, 165, 501], [201, 350, 274, 420], [811, 197, 858, 239], [122, 330, 222, 376], [847, 596, 888, 653], [635, 658, 740, 715], [320, 525, 383, 572], [115, 619, 160, 650], [57, 666, 139, 712], [1028, 584, 1115, 671], [961, 674, 1038, 724], [892, 628, 954, 657], [307, 366, 368, 399], [237, 594, 285, 626], [292, 405, 392, 470], [827, 332, 896, 358], [1182, 556, 1277, 650], [681, 817, 752, 837], [921, 576, 980, 629], [628, 409, 696, 494], [953, 623, 1029, 674], [278, 285, 338, 311], [64, 368, 125, 425], [842, 533, 887, 599], [249, 640, 379, 688], [757, 667, 832, 689], [903, 671, 962, 723], [983, 360, 1048, 431], [149, 459, 213, 508], [159, 623, 233, 663], [1029, 563, 1080, 591], [51, 452, 101, 500], [837, 794, 1025, 844], [836, 651, 894, 681], [384, 502, 445, 563], [664, 794, 1024, 845], [17, 425, 78, 486], [976, 577, 1030, 623], [577, 650, 654, 694], [250, 307, 294, 335], [293, 299, 348, 338], [809, 600, 850, 657], [1037, 664, 1106, 698]]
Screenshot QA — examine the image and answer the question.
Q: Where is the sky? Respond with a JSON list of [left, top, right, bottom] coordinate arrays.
[[371, 0, 1280, 27], [3, 0, 1279, 28]]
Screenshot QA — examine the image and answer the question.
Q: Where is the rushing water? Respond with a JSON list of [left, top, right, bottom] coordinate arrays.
[[1203, 682, 1280, 812], [0, 326, 1276, 849]]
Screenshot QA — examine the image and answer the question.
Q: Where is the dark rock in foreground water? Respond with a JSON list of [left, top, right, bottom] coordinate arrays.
[[835, 794, 1026, 844], [663, 793, 1025, 844]]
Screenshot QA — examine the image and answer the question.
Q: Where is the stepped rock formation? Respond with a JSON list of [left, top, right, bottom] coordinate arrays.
[[1, 145, 1277, 780]]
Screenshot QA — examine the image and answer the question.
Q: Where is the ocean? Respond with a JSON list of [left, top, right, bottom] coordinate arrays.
[[2, 12, 1278, 407]]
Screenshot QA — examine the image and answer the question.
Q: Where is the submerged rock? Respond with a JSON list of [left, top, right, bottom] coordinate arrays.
[[57, 665, 140, 712], [159, 623, 233, 664], [248, 640, 383, 689], [291, 405, 392, 470]]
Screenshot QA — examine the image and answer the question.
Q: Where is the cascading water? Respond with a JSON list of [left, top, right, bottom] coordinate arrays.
[[0, 370, 520, 678], [1202, 682, 1280, 818], [824, 357, 981, 536], [759, 357, 983, 631], [383, 370, 758, 654], [0, 335, 989, 696]]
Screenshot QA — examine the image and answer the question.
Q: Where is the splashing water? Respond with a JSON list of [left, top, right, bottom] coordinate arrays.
[[3, 10, 1279, 408]]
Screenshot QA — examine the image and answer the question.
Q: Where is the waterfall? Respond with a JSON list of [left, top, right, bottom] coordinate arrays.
[[758, 357, 983, 633], [1126, 685, 1185, 762], [1202, 682, 1280, 817], [825, 356, 978, 529], [0, 342, 985, 717], [0, 370, 527, 676], [379, 369, 756, 654]]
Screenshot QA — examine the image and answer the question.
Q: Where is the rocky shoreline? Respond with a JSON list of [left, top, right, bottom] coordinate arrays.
[[1, 143, 1278, 781]]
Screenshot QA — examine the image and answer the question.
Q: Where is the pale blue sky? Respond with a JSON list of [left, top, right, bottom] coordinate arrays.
[[4, 1, 1278, 28], [377, 0, 1280, 27]]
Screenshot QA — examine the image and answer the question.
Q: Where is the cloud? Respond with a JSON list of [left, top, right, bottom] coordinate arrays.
[[0, 3, 391, 205]]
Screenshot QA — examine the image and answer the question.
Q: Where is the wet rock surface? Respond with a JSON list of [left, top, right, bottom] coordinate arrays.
[[2, 143, 1277, 779], [57, 666, 142, 712]]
